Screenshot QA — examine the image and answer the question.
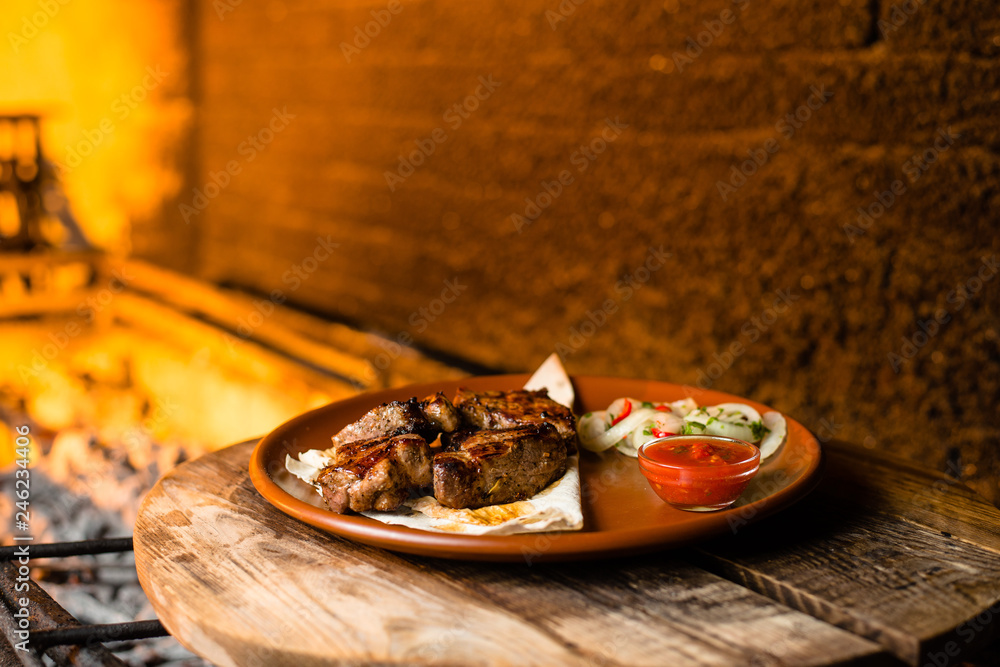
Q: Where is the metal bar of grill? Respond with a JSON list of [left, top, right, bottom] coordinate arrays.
[[0, 540, 172, 666], [0, 596, 45, 667], [29, 620, 168, 651], [0, 561, 125, 666], [0, 539, 134, 561]]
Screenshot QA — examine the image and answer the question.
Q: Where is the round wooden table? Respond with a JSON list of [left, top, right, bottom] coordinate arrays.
[[134, 439, 1000, 667]]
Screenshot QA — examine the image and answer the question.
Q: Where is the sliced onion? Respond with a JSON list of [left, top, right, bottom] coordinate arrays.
[[628, 423, 649, 451], [669, 398, 698, 416], [653, 411, 684, 434], [759, 411, 787, 459], [616, 440, 640, 457], [714, 403, 760, 422], [577, 411, 610, 445], [579, 407, 659, 452], [606, 398, 641, 423], [682, 409, 710, 429], [627, 423, 657, 452], [577, 396, 787, 460], [703, 419, 754, 442], [625, 412, 684, 455], [681, 403, 760, 443], [712, 402, 762, 424]]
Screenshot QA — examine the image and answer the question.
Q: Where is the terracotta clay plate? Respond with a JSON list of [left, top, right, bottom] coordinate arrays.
[[249, 375, 822, 562]]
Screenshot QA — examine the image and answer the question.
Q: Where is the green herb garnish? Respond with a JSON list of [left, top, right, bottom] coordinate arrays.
[[750, 420, 770, 441], [681, 421, 706, 435]]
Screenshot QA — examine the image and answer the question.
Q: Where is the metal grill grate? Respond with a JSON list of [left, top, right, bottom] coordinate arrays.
[[0, 537, 168, 667]]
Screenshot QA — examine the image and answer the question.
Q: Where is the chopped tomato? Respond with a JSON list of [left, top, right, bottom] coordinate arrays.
[[690, 442, 713, 460]]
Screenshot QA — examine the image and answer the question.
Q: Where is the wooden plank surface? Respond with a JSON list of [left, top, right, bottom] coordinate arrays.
[[134, 441, 886, 667], [820, 442, 1000, 554], [696, 440, 1000, 666]]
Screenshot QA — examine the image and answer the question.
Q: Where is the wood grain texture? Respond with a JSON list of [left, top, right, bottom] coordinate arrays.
[[134, 441, 885, 667], [696, 440, 1000, 666], [819, 442, 1000, 554]]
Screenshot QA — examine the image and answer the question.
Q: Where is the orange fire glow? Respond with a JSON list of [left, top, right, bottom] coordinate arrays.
[[0, 313, 340, 469], [0, 0, 191, 251]]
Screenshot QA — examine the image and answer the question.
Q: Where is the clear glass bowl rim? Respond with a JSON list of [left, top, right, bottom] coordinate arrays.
[[637, 434, 761, 472]]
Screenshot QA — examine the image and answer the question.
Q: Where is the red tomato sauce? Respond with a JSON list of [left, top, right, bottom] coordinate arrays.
[[643, 439, 753, 467], [638, 437, 760, 510]]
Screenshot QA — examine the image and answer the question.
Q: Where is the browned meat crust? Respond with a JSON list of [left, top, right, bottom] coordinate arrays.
[[317, 434, 432, 513], [453, 388, 578, 455], [433, 424, 567, 509], [421, 392, 461, 433], [331, 393, 460, 451], [322, 388, 574, 513]]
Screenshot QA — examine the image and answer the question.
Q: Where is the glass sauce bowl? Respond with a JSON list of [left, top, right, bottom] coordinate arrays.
[[637, 435, 760, 511]]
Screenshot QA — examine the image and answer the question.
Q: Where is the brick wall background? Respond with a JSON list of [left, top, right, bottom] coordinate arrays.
[[152, 0, 999, 503]]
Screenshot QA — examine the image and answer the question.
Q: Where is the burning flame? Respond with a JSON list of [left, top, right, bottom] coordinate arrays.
[[0, 313, 339, 527], [0, 0, 192, 252]]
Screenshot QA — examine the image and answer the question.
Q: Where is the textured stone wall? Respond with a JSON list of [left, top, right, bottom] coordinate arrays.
[[177, 0, 1000, 503]]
